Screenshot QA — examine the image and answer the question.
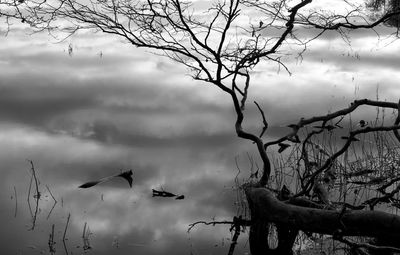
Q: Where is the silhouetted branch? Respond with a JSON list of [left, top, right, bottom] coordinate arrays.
[[227, 216, 245, 255], [334, 235, 400, 254], [254, 101, 268, 138], [188, 216, 251, 233], [246, 187, 400, 239], [394, 99, 400, 142]]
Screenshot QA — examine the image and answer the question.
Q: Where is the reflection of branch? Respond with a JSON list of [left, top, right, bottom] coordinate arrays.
[[63, 213, 71, 255], [48, 224, 56, 255], [27, 171, 33, 218], [28, 160, 40, 230], [188, 216, 251, 233], [188, 216, 250, 254], [46, 185, 57, 220], [227, 216, 245, 255], [63, 239, 69, 255], [82, 222, 92, 251], [188, 220, 232, 233], [63, 213, 71, 241], [30, 160, 40, 200]]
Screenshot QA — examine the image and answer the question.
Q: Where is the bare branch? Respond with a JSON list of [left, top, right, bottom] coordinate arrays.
[[254, 101, 268, 138]]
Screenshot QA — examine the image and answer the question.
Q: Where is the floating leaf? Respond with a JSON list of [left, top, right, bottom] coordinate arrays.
[[79, 169, 133, 189], [117, 170, 133, 188], [152, 189, 184, 199], [152, 189, 176, 197], [79, 181, 102, 189]]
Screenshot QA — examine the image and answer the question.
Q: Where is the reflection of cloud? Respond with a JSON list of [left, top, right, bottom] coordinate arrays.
[[1, 13, 400, 255]]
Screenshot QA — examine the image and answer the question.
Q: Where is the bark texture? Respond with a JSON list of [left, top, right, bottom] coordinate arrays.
[[246, 187, 400, 239]]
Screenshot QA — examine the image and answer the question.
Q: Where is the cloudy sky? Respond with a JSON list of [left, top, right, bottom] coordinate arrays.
[[1, 1, 400, 254]]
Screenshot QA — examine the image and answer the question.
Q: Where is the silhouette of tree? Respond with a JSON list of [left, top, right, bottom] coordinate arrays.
[[367, 0, 400, 28], [2, 0, 400, 254]]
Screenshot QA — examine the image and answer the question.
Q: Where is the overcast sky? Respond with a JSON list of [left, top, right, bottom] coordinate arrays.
[[1, 2, 400, 254]]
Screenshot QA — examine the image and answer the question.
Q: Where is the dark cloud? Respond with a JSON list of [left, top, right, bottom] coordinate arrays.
[[0, 81, 97, 126], [84, 121, 237, 148]]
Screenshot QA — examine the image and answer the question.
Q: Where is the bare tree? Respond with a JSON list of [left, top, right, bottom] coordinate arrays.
[[2, 0, 400, 254]]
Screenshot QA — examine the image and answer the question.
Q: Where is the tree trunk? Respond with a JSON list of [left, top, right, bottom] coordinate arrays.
[[245, 187, 400, 252], [249, 220, 270, 255]]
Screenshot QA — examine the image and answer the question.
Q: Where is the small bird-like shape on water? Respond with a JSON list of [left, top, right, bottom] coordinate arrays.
[[358, 120, 367, 127], [152, 189, 185, 200]]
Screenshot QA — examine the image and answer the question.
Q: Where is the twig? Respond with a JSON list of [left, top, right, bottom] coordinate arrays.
[[29, 160, 40, 200], [82, 222, 92, 251], [48, 224, 56, 254], [264, 99, 400, 149], [82, 221, 86, 239], [46, 185, 58, 220], [254, 101, 268, 138], [188, 220, 234, 233], [188, 217, 251, 233], [394, 99, 400, 143], [28, 160, 40, 230], [227, 216, 243, 255], [63, 239, 69, 255], [334, 235, 400, 253], [63, 213, 71, 255], [63, 213, 71, 241], [27, 172, 33, 218], [47, 203, 57, 220], [46, 185, 57, 203]]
